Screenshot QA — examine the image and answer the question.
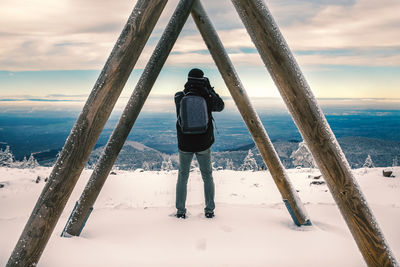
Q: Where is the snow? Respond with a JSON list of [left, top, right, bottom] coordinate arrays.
[[1, 166, 399, 266]]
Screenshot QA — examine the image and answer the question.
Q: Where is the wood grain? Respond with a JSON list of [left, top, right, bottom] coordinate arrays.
[[63, 0, 196, 237], [231, 0, 398, 266], [192, 0, 310, 226], [6, 1, 167, 266]]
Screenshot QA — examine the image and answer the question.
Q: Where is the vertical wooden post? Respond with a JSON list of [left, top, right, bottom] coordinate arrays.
[[231, 0, 398, 266], [6, 1, 167, 266], [62, 0, 196, 237], [191, 0, 310, 226]]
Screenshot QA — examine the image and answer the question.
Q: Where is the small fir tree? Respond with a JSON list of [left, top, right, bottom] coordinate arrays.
[[363, 155, 374, 168], [161, 157, 173, 171], [12, 156, 27, 169], [240, 149, 258, 171], [26, 154, 39, 169], [225, 158, 234, 170], [290, 141, 315, 169], [393, 156, 398, 167], [0, 146, 14, 167], [142, 161, 151, 171]]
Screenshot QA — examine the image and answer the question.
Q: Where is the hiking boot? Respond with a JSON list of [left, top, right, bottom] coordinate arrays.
[[176, 213, 186, 219], [205, 212, 214, 218]]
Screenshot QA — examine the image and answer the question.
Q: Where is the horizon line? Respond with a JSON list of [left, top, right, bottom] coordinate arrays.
[[1, 96, 400, 102]]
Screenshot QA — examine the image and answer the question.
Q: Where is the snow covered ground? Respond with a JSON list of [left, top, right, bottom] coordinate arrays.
[[1, 166, 399, 266]]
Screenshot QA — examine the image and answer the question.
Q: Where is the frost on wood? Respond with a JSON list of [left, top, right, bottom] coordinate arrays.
[[231, 0, 398, 264], [6, 1, 169, 265], [57, 0, 193, 240]]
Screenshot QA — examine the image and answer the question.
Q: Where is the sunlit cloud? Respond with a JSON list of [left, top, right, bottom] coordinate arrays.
[[281, 1, 400, 50], [165, 0, 400, 67], [1, 0, 399, 71], [0, 0, 399, 99]]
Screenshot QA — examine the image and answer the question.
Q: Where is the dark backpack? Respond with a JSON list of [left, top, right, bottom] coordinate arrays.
[[179, 92, 209, 134]]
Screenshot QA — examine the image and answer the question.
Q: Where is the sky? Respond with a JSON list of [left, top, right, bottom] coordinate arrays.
[[0, 0, 399, 101]]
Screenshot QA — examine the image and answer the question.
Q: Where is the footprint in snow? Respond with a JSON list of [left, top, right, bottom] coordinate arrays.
[[220, 225, 232, 233], [196, 238, 207, 251]]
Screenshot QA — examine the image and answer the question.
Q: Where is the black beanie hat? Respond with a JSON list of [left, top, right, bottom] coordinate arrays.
[[188, 68, 204, 78]]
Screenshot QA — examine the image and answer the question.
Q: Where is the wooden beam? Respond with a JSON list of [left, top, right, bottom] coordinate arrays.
[[231, 0, 398, 266], [62, 0, 196, 237], [6, 1, 167, 266], [191, 0, 310, 226]]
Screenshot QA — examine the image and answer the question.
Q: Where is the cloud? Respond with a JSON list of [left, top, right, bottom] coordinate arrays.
[[0, 0, 399, 71], [0, 0, 129, 71], [170, 0, 400, 67], [281, 0, 400, 50], [296, 50, 400, 67]]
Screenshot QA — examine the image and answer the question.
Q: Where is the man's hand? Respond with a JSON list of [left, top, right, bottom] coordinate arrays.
[[204, 77, 215, 93]]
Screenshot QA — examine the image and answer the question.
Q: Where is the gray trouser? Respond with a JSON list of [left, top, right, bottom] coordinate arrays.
[[176, 148, 215, 214]]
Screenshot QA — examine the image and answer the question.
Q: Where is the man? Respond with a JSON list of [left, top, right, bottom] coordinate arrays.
[[175, 68, 224, 219]]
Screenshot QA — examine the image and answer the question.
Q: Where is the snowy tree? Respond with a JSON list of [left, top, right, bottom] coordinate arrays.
[[25, 154, 39, 169], [290, 141, 315, 169], [0, 146, 14, 167], [225, 158, 234, 170], [393, 156, 398, 167], [10, 156, 25, 169], [363, 155, 374, 168], [161, 157, 173, 171], [142, 161, 151, 171], [212, 161, 216, 171], [240, 149, 258, 171], [13, 156, 27, 169]]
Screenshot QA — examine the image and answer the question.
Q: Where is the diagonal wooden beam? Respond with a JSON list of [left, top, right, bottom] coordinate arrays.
[[231, 0, 398, 266], [191, 0, 310, 226], [6, 1, 168, 266], [62, 0, 197, 237]]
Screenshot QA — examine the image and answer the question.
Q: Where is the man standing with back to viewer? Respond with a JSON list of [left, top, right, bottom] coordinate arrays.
[[174, 68, 224, 219]]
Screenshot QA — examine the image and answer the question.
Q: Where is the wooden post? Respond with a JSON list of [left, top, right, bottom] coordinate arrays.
[[62, 0, 196, 237], [231, 0, 398, 266], [191, 0, 310, 226], [6, 1, 167, 266]]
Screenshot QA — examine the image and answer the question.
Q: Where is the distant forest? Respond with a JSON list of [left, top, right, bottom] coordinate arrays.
[[1, 109, 399, 170]]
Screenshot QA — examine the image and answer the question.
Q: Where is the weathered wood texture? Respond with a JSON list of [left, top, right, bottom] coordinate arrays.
[[6, 1, 168, 266], [231, 0, 398, 266], [191, 0, 310, 226], [63, 0, 196, 237]]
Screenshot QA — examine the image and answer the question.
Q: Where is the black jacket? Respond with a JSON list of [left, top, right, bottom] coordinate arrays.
[[175, 77, 224, 152]]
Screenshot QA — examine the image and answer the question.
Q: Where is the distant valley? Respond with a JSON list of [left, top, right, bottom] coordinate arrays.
[[88, 136, 400, 170], [1, 108, 399, 169]]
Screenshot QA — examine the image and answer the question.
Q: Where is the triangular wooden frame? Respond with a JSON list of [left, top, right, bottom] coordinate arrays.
[[6, 0, 397, 266], [62, 0, 310, 239]]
